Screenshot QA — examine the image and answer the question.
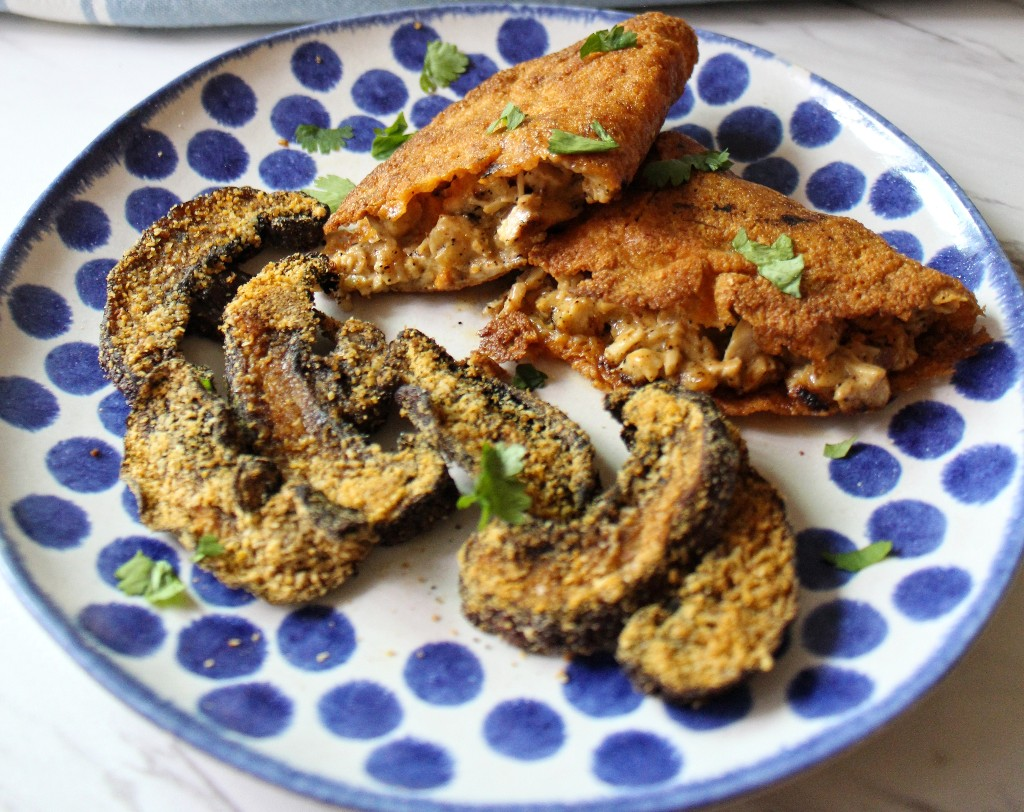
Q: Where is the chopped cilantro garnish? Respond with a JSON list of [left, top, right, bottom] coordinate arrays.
[[192, 534, 226, 563], [303, 174, 356, 213], [548, 121, 619, 154], [294, 124, 355, 155], [511, 363, 548, 391], [420, 40, 469, 93], [115, 551, 188, 606], [641, 150, 733, 187], [371, 113, 413, 160], [457, 442, 532, 530], [823, 437, 858, 459], [822, 541, 894, 572], [579, 25, 638, 59], [487, 102, 526, 134], [732, 228, 805, 297], [198, 375, 215, 393]]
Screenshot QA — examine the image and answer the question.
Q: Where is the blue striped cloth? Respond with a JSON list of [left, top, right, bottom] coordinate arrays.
[[0, 0, 660, 27]]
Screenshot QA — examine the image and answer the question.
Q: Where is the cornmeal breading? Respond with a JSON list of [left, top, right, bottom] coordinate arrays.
[[481, 131, 989, 416], [325, 13, 698, 295]]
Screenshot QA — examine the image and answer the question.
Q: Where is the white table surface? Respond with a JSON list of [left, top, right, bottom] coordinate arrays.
[[1, 2, 1023, 810]]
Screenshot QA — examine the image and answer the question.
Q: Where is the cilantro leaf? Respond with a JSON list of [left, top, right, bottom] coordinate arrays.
[[198, 374, 215, 393], [303, 174, 356, 213], [822, 541, 894, 572], [192, 534, 226, 563], [579, 25, 638, 59], [511, 363, 548, 391], [115, 551, 188, 606], [823, 437, 857, 459], [548, 121, 619, 154], [371, 113, 413, 160], [642, 150, 733, 187], [294, 124, 354, 155], [487, 102, 526, 134], [420, 40, 469, 93], [732, 228, 805, 297], [457, 442, 532, 529]]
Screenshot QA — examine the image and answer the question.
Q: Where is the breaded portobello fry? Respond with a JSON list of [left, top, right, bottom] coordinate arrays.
[[221, 254, 457, 545], [389, 328, 598, 521], [325, 12, 698, 296], [617, 461, 798, 702], [122, 358, 376, 604], [481, 131, 989, 416], [458, 383, 741, 655], [100, 187, 328, 401]]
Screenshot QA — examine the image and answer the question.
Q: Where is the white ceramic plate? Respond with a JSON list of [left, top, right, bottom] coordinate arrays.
[[1, 5, 1021, 810]]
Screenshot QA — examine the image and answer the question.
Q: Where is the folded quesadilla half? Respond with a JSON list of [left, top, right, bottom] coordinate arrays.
[[480, 131, 989, 416], [324, 12, 698, 296]]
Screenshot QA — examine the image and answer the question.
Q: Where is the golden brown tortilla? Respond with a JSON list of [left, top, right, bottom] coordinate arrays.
[[480, 131, 989, 416], [325, 12, 698, 295]]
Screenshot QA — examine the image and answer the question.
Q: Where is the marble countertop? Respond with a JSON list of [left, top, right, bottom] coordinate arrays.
[[1, 1, 1023, 810]]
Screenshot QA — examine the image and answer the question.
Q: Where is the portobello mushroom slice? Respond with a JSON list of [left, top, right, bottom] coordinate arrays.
[[221, 253, 457, 545], [122, 358, 376, 604], [616, 460, 798, 702], [100, 186, 329, 401], [389, 327, 599, 522], [324, 12, 698, 296], [458, 383, 741, 656]]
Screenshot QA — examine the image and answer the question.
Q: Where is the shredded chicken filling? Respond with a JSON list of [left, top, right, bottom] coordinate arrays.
[[330, 165, 583, 294], [494, 271, 928, 411]]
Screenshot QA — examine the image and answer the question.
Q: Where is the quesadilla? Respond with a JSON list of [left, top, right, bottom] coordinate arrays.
[[324, 12, 698, 296], [480, 131, 989, 416]]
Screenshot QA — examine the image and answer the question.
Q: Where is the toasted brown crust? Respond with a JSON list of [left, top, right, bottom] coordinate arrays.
[[390, 328, 599, 521], [122, 358, 377, 604], [616, 463, 798, 702], [458, 383, 741, 655], [481, 131, 989, 416], [221, 254, 457, 545], [100, 187, 328, 401], [327, 13, 698, 229]]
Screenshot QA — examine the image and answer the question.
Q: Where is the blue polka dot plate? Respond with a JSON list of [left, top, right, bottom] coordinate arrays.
[[1, 5, 1022, 810]]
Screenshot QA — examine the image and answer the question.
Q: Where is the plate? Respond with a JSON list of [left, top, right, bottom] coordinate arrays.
[[1, 5, 1021, 810]]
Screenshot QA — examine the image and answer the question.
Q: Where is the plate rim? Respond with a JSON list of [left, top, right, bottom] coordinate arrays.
[[1, 4, 1023, 810]]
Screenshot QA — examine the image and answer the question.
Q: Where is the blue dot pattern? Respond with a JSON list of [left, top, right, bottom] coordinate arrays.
[[801, 599, 888, 658], [8, 284, 72, 339], [177, 615, 266, 679], [1, 12, 1022, 810], [483, 699, 564, 760], [291, 41, 342, 91], [46, 437, 121, 493], [45, 342, 108, 395], [563, 654, 643, 717], [319, 681, 402, 739], [199, 683, 293, 738], [404, 641, 483, 705], [592, 731, 682, 786], [868, 500, 946, 557], [79, 602, 166, 656], [787, 666, 873, 718], [11, 494, 90, 549], [942, 444, 1017, 504], [124, 128, 178, 179], [665, 684, 752, 730], [75, 258, 115, 309], [365, 738, 453, 790], [189, 565, 256, 607], [0, 376, 59, 431], [277, 605, 356, 671], [887, 400, 965, 459], [828, 443, 901, 498], [893, 567, 972, 620], [201, 73, 257, 126]]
